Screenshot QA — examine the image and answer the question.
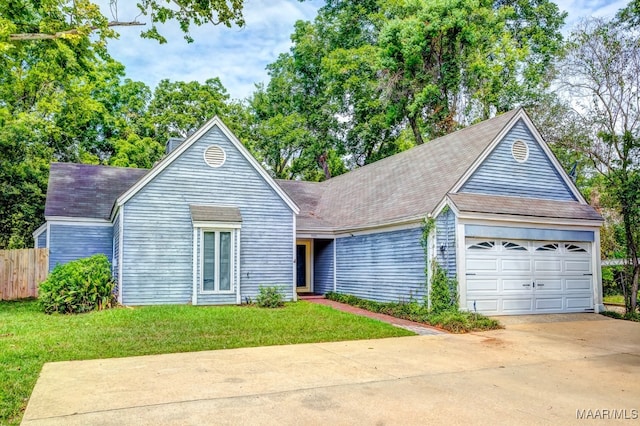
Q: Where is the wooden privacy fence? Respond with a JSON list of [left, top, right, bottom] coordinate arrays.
[[0, 249, 48, 300]]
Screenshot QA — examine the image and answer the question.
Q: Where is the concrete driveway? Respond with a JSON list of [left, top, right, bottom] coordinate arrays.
[[22, 314, 640, 425]]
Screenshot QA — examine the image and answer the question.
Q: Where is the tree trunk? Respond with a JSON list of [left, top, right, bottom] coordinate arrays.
[[408, 116, 425, 145], [318, 152, 331, 180], [622, 200, 639, 313]]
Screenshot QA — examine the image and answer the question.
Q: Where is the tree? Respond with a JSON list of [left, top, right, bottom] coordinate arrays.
[[377, 0, 566, 144], [142, 78, 249, 145], [108, 134, 164, 169], [560, 18, 640, 314], [4, 0, 245, 44], [618, 0, 640, 27]]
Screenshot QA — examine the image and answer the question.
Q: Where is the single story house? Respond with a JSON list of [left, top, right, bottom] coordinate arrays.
[[34, 108, 604, 315]]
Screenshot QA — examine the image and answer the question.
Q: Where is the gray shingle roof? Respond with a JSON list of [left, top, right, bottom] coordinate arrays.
[[189, 205, 242, 223], [278, 109, 521, 231], [275, 180, 333, 231], [448, 193, 603, 221], [45, 163, 148, 220]]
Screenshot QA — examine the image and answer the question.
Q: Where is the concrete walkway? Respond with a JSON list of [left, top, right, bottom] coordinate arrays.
[[22, 314, 640, 425], [300, 295, 445, 335]]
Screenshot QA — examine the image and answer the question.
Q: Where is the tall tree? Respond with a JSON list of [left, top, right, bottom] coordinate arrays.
[[377, 0, 566, 144], [5, 0, 245, 43], [560, 18, 640, 314]]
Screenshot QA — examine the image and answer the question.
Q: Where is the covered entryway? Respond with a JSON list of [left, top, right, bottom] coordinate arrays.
[[465, 238, 594, 315]]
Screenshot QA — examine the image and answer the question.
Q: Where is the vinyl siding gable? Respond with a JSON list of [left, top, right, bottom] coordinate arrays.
[[121, 126, 294, 305], [459, 119, 577, 201]]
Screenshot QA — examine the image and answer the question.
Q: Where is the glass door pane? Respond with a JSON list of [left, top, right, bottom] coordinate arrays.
[[203, 232, 215, 291], [219, 232, 231, 291], [296, 244, 306, 287]]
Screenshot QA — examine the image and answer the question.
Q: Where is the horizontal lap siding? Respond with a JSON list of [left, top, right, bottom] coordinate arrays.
[[121, 127, 293, 305], [112, 214, 119, 280], [436, 209, 457, 277], [460, 120, 577, 201], [314, 239, 334, 294], [36, 231, 46, 249], [336, 228, 426, 303], [48, 224, 113, 272]]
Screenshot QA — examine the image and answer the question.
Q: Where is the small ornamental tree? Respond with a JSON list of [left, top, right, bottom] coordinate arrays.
[[430, 261, 459, 314], [39, 254, 116, 314]]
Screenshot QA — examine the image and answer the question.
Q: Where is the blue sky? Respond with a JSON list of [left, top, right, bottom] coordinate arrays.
[[100, 0, 630, 101]]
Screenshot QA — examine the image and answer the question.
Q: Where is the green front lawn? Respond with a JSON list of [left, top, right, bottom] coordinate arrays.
[[0, 299, 412, 425], [603, 294, 640, 305], [604, 294, 625, 304]]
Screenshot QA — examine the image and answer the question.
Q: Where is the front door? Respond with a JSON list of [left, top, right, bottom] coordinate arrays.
[[296, 240, 312, 293]]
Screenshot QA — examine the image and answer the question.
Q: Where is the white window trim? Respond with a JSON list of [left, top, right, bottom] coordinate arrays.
[[198, 227, 238, 295]]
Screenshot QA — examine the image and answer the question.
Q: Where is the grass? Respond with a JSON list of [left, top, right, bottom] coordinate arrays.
[[325, 292, 502, 333], [603, 294, 626, 304], [0, 299, 412, 425]]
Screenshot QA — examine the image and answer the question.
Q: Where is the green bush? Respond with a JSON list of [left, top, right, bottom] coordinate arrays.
[[39, 254, 116, 314], [429, 262, 458, 314], [325, 292, 500, 333], [256, 286, 285, 308]]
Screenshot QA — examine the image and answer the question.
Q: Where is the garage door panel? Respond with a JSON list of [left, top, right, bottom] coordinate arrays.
[[534, 298, 563, 310], [566, 296, 593, 310], [466, 258, 498, 272], [502, 279, 532, 292], [467, 279, 499, 292], [533, 259, 561, 273], [535, 279, 562, 291], [565, 260, 591, 273], [566, 278, 591, 291], [466, 299, 498, 312], [501, 259, 532, 273], [502, 298, 534, 313]]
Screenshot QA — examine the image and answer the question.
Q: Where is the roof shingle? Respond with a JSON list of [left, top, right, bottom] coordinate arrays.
[[448, 193, 603, 221], [45, 163, 148, 220], [278, 109, 520, 231]]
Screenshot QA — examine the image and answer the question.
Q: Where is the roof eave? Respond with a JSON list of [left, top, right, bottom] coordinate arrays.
[[455, 211, 603, 228]]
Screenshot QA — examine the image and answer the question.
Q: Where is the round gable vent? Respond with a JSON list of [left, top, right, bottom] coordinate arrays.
[[511, 140, 529, 163], [204, 145, 226, 168]]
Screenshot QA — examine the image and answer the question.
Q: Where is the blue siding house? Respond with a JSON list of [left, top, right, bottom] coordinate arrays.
[[37, 118, 299, 305], [36, 109, 604, 315]]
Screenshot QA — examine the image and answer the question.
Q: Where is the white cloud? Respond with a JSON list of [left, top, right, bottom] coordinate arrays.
[[555, 0, 630, 29], [101, 0, 631, 100], [99, 0, 323, 100]]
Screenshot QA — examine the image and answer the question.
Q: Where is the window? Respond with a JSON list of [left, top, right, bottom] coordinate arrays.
[[502, 241, 528, 251], [565, 243, 588, 253], [202, 229, 234, 292], [468, 241, 495, 250], [536, 243, 558, 252]]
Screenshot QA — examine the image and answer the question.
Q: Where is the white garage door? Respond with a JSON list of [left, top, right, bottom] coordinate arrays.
[[465, 239, 594, 315]]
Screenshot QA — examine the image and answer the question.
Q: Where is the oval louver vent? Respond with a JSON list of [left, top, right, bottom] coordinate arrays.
[[204, 145, 226, 168], [511, 140, 529, 163]]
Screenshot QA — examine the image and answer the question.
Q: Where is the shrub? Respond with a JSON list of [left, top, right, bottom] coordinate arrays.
[[325, 292, 500, 333], [39, 254, 116, 314], [429, 261, 458, 314], [256, 286, 285, 308]]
